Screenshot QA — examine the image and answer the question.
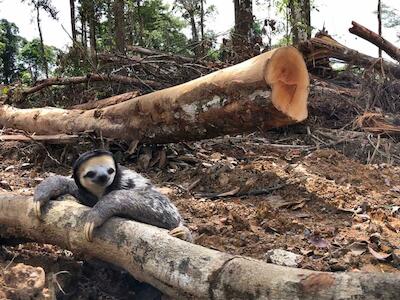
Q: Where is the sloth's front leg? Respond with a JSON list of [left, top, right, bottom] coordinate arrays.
[[33, 175, 79, 219], [83, 188, 186, 242]]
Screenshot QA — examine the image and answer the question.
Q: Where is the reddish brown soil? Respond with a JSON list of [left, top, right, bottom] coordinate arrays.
[[0, 132, 399, 298]]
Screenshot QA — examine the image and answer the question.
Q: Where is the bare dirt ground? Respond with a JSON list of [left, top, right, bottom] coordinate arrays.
[[0, 127, 399, 298], [0, 79, 399, 299]]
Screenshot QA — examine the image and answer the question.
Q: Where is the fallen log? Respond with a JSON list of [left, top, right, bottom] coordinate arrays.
[[70, 91, 140, 110], [0, 47, 310, 144], [0, 193, 399, 299], [299, 34, 400, 78], [349, 21, 400, 63]]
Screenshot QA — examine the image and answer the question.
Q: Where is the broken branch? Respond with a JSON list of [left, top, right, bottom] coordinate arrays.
[[16, 73, 163, 97], [299, 34, 400, 78], [349, 21, 400, 63]]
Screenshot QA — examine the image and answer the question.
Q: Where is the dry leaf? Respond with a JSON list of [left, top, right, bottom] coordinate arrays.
[[4, 165, 15, 172], [187, 178, 201, 191], [291, 201, 306, 210], [392, 249, 400, 266], [0, 180, 12, 191], [308, 235, 330, 249], [127, 139, 139, 155], [158, 149, 167, 168], [347, 241, 368, 256], [369, 233, 381, 245], [267, 195, 304, 210], [216, 187, 240, 197], [368, 246, 391, 261], [384, 222, 398, 233], [210, 152, 222, 161]]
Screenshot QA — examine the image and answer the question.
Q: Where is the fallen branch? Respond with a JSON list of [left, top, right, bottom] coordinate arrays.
[[14, 73, 163, 98], [1, 193, 400, 299], [195, 183, 288, 199], [299, 33, 400, 78], [0, 133, 79, 144], [127, 45, 196, 63], [349, 21, 400, 63], [355, 112, 400, 135], [0, 47, 310, 144]]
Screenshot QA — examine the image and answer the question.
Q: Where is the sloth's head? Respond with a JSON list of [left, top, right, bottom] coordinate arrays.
[[73, 149, 117, 198]]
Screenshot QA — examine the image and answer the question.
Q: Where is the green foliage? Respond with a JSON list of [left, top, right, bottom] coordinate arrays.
[[18, 39, 58, 82], [173, 0, 217, 54], [0, 19, 20, 84], [129, 0, 189, 53], [380, 4, 400, 28], [21, 0, 58, 19], [377, 4, 400, 41]]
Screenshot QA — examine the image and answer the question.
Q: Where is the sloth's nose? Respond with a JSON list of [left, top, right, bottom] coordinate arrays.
[[96, 174, 108, 185]]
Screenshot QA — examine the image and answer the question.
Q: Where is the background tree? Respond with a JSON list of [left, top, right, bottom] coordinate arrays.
[[18, 38, 57, 83], [379, 3, 400, 41], [0, 19, 20, 84], [127, 0, 189, 54], [173, 0, 215, 57], [113, 0, 126, 54], [288, 0, 311, 44], [21, 0, 58, 79], [70, 0, 77, 44], [232, 0, 254, 61], [275, 0, 311, 45]]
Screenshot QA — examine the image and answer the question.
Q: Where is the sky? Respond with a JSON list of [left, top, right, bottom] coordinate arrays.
[[0, 0, 399, 60]]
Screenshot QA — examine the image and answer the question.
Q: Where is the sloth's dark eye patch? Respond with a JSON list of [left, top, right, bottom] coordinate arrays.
[[84, 171, 96, 178], [108, 168, 115, 174]]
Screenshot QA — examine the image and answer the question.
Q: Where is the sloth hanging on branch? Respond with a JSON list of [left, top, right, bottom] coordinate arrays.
[[34, 149, 192, 242]]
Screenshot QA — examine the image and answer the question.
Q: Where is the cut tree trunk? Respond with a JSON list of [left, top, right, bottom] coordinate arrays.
[[0, 193, 399, 299], [349, 21, 400, 63], [0, 47, 310, 144], [299, 33, 400, 78]]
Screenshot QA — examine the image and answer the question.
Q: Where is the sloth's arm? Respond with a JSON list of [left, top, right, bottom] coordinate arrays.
[[33, 175, 79, 218], [84, 187, 192, 242]]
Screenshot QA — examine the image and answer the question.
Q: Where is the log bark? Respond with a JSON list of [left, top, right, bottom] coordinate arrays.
[[70, 91, 140, 110], [16, 73, 162, 97], [0, 134, 78, 144], [299, 33, 400, 78], [349, 21, 400, 63], [0, 193, 399, 300], [0, 47, 310, 144]]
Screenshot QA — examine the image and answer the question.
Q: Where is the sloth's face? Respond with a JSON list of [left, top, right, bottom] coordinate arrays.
[[78, 155, 116, 197]]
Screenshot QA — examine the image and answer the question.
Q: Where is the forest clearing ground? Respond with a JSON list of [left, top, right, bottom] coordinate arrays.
[[0, 128, 399, 298]]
